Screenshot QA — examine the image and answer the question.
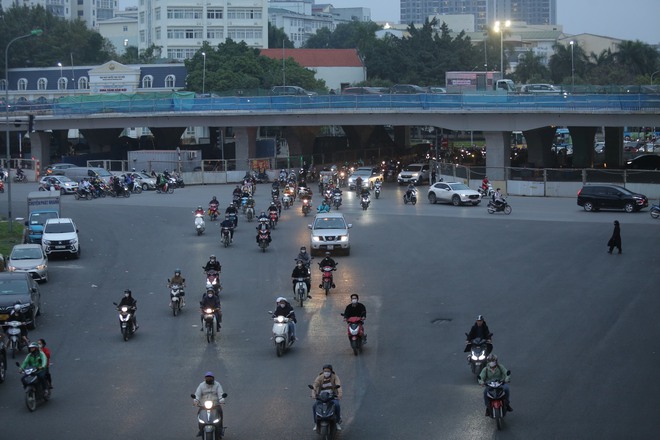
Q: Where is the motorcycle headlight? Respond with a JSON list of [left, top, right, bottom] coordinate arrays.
[[479, 354, 486, 360], [121, 306, 128, 312], [204, 400, 213, 409], [212, 418, 220, 423], [276, 315, 285, 323], [205, 308, 213, 314]]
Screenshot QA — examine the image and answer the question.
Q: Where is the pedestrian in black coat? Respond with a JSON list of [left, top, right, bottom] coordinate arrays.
[[607, 220, 622, 254]]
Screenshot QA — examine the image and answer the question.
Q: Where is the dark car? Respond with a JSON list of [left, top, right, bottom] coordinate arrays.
[[0, 272, 41, 329], [577, 184, 649, 213], [389, 84, 427, 94], [625, 154, 660, 170]]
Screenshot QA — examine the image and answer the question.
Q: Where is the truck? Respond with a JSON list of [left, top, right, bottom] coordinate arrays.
[[445, 71, 515, 93], [25, 191, 61, 244]]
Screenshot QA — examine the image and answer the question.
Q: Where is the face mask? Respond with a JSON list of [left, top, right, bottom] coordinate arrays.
[[207, 294, 214, 298], [323, 371, 331, 378], [488, 362, 497, 368], [124, 294, 129, 298], [351, 299, 357, 304], [205, 379, 214, 385], [278, 303, 285, 308]]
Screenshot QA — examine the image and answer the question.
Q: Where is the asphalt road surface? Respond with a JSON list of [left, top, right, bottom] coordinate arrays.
[[0, 181, 658, 439]]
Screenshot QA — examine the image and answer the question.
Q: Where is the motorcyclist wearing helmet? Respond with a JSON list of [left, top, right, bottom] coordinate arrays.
[[343, 294, 367, 343], [208, 196, 219, 207], [193, 371, 225, 437], [311, 364, 343, 430], [272, 297, 296, 341], [354, 176, 363, 192], [4, 303, 30, 347], [225, 203, 239, 227], [492, 188, 505, 208], [317, 199, 331, 213], [268, 201, 280, 221], [297, 246, 311, 271], [464, 315, 492, 354], [220, 214, 235, 242], [118, 289, 138, 329], [406, 182, 416, 198], [232, 185, 242, 198], [199, 289, 222, 332], [195, 205, 205, 216], [481, 176, 490, 193], [318, 252, 337, 288], [204, 255, 221, 273], [291, 260, 312, 299], [20, 342, 49, 394], [478, 354, 512, 415], [168, 269, 186, 307], [256, 213, 271, 243]]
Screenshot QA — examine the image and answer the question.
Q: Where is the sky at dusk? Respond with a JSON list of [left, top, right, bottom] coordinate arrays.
[[117, 0, 659, 44]]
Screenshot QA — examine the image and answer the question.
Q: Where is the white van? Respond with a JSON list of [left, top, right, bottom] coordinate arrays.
[[62, 166, 114, 184]]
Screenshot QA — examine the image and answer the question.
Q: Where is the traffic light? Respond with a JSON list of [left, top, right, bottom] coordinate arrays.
[[28, 114, 34, 132]]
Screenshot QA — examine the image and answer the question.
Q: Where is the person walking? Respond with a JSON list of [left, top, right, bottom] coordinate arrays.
[[607, 220, 622, 254]]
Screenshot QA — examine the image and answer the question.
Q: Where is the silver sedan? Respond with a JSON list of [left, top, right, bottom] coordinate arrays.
[[7, 244, 48, 282]]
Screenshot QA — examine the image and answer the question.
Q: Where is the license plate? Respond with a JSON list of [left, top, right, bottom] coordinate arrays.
[[55, 245, 66, 249], [326, 245, 334, 250], [0, 314, 8, 321]]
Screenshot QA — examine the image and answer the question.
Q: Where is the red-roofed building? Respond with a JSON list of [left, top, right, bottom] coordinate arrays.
[[260, 48, 366, 92]]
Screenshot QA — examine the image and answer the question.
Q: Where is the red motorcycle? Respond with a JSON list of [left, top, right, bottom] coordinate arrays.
[[0, 180, 6, 193], [268, 210, 278, 229], [343, 315, 365, 356], [319, 265, 336, 296], [258, 228, 270, 252]]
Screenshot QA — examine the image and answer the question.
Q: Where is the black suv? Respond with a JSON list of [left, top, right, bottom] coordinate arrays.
[[577, 184, 649, 213], [0, 272, 41, 329]]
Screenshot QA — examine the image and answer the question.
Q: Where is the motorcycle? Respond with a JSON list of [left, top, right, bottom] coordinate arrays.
[[338, 171, 346, 187], [172, 173, 185, 188], [221, 226, 232, 248], [332, 193, 342, 210], [650, 203, 660, 219], [202, 307, 220, 343], [403, 189, 417, 205], [478, 183, 495, 198], [195, 213, 206, 235], [342, 315, 365, 356], [484, 371, 511, 430], [16, 362, 50, 412], [320, 264, 336, 296], [258, 228, 270, 252], [13, 172, 26, 183], [269, 311, 294, 357], [74, 187, 93, 200], [2, 320, 27, 358], [112, 303, 136, 341], [204, 270, 221, 294], [38, 181, 62, 193], [191, 393, 227, 440], [308, 385, 341, 439], [208, 204, 220, 221], [487, 198, 512, 215], [240, 196, 249, 213], [465, 334, 492, 377], [168, 282, 185, 316], [110, 184, 131, 198], [271, 188, 280, 200], [374, 183, 381, 199], [268, 210, 278, 229], [156, 182, 174, 194], [228, 212, 238, 228], [282, 193, 292, 210], [360, 194, 370, 210], [294, 276, 309, 307], [246, 205, 255, 222], [302, 198, 312, 216], [0, 180, 4, 193]]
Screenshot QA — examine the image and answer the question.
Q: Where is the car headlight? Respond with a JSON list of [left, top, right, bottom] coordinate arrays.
[[311, 236, 321, 242], [339, 235, 348, 242], [36, 264, 47, 270], [42, 239, 51, 245], [7, 265, 16, 271]]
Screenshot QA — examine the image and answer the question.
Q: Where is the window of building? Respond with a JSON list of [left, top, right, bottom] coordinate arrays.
[[207, 8, 223, 19], [227, 27, 263, 40], [140, 30, 145, 43], [18, 78, 27, 91], [227, 8, 262, 19], [167, 27, 202, 39], [139, 11, 144, 24], [58, 78, 68, 90], [155, 7, 160, 20], [0, 79, 6, 91], [155, 27, 161, 39], [78, 10, 83, 17], [167, 48, 197, 61], [77, 0, 83, 4], [165, 75, 175, 88], [207, 27, 224, 39], [123, 25, 128, 32], [167, 8, 203, 19], [142, 75, 153, 88], [78, 77, 89, 90], [37, 78, 47, 90]]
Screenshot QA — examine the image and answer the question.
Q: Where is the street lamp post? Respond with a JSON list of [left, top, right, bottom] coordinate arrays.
[[5, 29, 43, 232], [569, 40, 575, 91], [493, 20, 510, 77], [201, 52, 206, 95]]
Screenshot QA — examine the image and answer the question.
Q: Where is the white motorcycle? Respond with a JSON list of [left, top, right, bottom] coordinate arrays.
[[293, 277, 309, 307], [245, 206, 255, 222], [269, 311, 295, 357], [478, 183, 495, 198], [2, 320, 27, 358], [282, 193, 292, 210], [168, 282, 185, 316], [194, 213, 205, 235]]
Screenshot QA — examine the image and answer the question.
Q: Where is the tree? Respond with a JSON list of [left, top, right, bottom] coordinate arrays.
[[513, 50, 550, 84], [268, 23, 294, 49], [614, 40, 659, 77]]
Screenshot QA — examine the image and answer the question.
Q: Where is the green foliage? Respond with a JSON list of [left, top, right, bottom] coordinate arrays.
[[513, 50, 550, 83], [0, 221, 26, 259], [268, 23, 294, 49]]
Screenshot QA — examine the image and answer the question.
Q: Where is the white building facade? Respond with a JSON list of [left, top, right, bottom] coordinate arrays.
[[138, 0, 268, 61]]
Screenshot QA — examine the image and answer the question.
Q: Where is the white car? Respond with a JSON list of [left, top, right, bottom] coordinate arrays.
[[308, 212, 352, 256], [41, 218, 80, 258], [38, 175, 79, 194], [348, 167, 383, 190], [428, 182, 482, 206], [397, 163, 429, 185]]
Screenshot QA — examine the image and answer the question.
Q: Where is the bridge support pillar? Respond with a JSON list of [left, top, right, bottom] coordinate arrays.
[[284, 126, 321, 157], [148, 127, 187, 149], [234, 127, 257, 165], [604, 127, 624, 168], [524, 126, 557, 168], [484, 131, 511, 180], [393, 126, 410, 148], [568, 126, 597, 168], [28, 131, 52, 167], [80, 128, 124, 153]]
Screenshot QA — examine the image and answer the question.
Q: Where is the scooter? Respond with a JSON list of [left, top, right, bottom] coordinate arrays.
[[2, 320, 27, 358], [227, 212, 238, 229], [258, 228, 270, 252], [113, 303, 136, 341], [403, 189, 417, 205], [202, 307, 220, 343], [487, 199, 512, 215], [16, 362, 50, 412], [484, 371, 511, 431], [246, 206, 255, 222], [360, 194, 370, 210], [194, 213, 206, 235], [342, 315, 365, 356], [269, 310, 294, 357], [302, 198, 312, 216], [204, 270, 221, 294], [221, 226, 232, 248], [308, 385, 341, 439], [282, 193, 292, 210], [478, 183, 495, 198], [268, 210, 278, 229], [294, 277, 309, 307], [374, 183, 381, 199], [168, 281, 185, 316], [650, 203, 660, 219], [465, 334, 492, 377], [208, 203, 219, 221], [191, 392, 227, 440], [320, 264, 336, 296], [332, 193, 342, 209]]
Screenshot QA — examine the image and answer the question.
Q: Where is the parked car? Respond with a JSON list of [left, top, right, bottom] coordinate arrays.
[[132, 172, 157, 190], [38, 175, 79, 194], [41, 218, 80, 258], [577, 184, 648, 213], [347, 167, 383, 190], [390, 84, 427, 94], [270, 86, 317, 96], [0, 272, 41, 329], [397, 163, 429, 184], [308, 212, 352, 256], [43, 163, 77, 176], [625, 154, 660, 170], [428, 182, 482, 206], [342, 87, 387, 95], [427, 86, 447, 94], [520, 84, 563, 94], [7, 244, 48, 283]]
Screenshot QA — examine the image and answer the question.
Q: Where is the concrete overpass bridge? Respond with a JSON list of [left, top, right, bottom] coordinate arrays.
[[7, 93, 660, 179]]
